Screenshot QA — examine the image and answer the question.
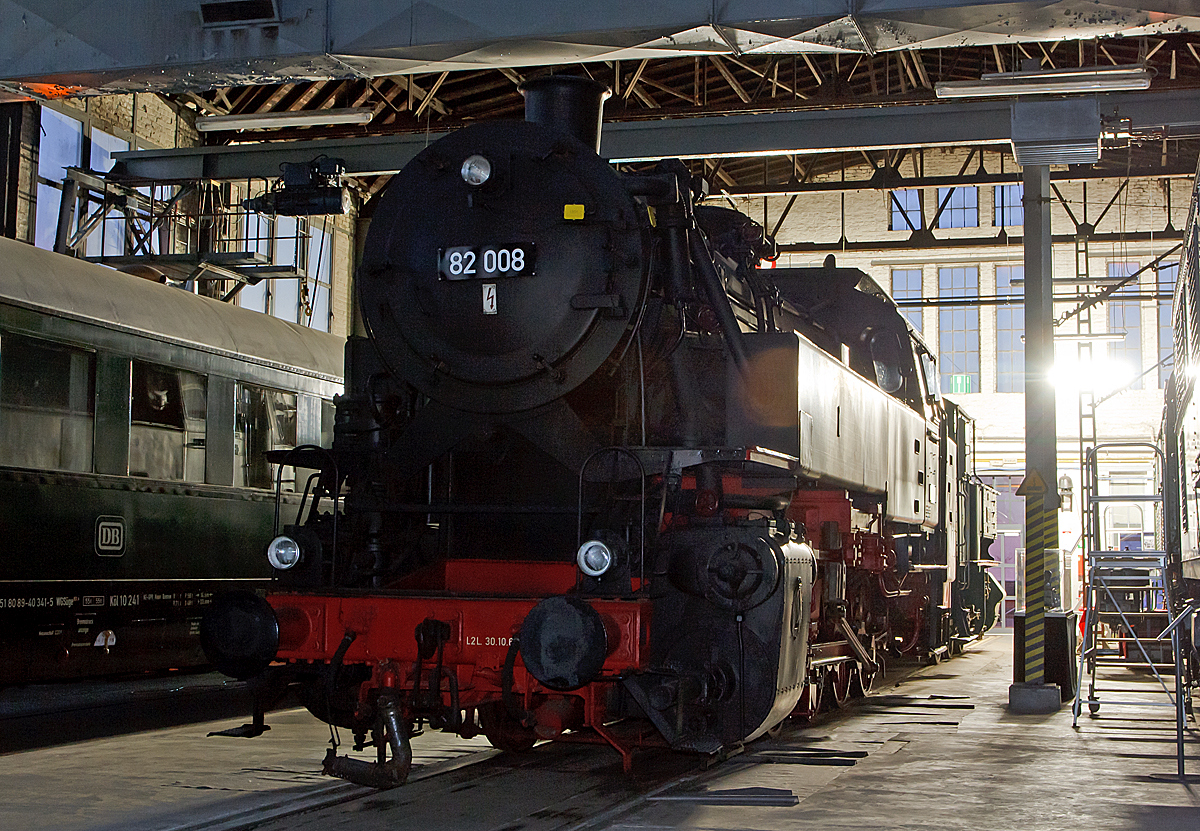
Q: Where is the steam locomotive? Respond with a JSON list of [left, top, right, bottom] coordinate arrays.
[[203, 76, 1002, 787]]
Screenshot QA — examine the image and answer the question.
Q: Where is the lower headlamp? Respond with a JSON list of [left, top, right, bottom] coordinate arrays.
[[267, 535, 301, 570], [576, 539, 614, 578]]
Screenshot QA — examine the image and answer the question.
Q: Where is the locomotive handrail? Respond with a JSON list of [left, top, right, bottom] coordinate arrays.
[[578, 447, 646, 590], [273, 443, 340, 580]]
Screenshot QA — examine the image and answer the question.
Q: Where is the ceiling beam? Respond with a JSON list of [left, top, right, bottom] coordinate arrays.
[[781, 228, 1185, 255], [718, 164, 1198, 197]]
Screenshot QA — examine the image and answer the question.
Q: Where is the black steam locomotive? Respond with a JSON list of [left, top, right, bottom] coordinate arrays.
[[203, 76, 1001, 787]]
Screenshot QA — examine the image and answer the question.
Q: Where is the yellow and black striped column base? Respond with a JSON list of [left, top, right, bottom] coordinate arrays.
[[1009, 490, 1062, 713]]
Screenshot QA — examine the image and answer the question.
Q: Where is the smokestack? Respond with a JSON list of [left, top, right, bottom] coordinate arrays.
[[519, 75, 611, 153]]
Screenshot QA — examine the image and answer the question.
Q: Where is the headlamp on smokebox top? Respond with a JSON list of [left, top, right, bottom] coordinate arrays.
[[460, 154, 492, 187]]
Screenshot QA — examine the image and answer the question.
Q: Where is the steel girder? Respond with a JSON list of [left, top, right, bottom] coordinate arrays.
[[2, 2, 1199, 97]]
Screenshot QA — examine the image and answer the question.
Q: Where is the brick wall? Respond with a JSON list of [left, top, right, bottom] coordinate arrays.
[[54, 92, 200, 151]]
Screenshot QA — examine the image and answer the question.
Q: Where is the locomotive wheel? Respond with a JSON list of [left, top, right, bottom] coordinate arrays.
[[848, 664, 868, 699], [851, 654, 883, 698], [795, 679, 823, 720], [827, 663, 853, 709], [477, 702, 538, 752]]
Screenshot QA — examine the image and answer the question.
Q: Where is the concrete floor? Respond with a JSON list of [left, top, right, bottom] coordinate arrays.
[[600, 633, 1200, 831], [0, 701, 495, 831], [1, 634, 1197, 831]]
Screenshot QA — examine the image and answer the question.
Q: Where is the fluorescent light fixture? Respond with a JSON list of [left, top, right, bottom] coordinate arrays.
[[196, 107, 375, 132], [935, 65, 1151, 99], [1052, 333, 1128, 343]]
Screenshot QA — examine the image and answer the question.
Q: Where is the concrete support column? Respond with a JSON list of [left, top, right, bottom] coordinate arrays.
[[0, 102, 30, 241], [1010, 163, 1062, 714]]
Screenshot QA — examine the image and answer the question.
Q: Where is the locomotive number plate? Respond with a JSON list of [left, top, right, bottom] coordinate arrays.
[[438, 244, 535, 280]]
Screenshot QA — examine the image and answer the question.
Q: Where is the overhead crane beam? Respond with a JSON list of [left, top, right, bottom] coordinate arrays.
[[113, 88, 1200, 184], [5, 1, 1199, 97]]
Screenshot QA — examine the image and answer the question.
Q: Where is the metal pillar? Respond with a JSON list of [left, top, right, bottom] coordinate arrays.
[[0, 103, 25, 240], [1010, 163, 1062, 713]]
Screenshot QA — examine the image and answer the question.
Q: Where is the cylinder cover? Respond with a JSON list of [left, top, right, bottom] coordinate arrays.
[[200, 590, 280, 680], [519, 595, 608, 691]]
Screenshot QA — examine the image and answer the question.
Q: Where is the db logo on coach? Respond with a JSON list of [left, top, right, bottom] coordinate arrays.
[[95, 516, 126, 556]]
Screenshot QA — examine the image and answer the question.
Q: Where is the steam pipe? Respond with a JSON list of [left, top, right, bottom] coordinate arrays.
[[689, 228, 749, 371]]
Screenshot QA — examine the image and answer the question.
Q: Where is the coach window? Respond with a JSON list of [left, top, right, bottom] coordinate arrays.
[[128, 361, 207, 482], [0, 333, 96, 472], [236, 383, 298, 490]]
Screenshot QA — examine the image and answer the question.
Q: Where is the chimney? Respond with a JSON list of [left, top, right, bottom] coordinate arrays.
[[519, 75, 610, 153]]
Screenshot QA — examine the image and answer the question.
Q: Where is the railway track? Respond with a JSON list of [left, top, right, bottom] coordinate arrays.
[[200, 705, 915, 831], [157, 730, 706, 831], [159, 691, 910, 831], [0, 650, 956, 831], [157, 744, 504, 831]]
